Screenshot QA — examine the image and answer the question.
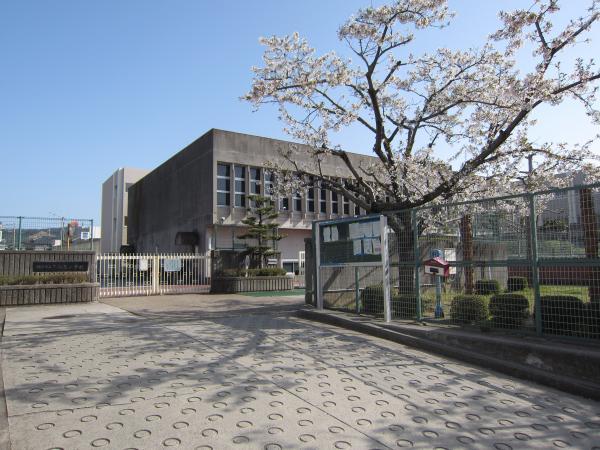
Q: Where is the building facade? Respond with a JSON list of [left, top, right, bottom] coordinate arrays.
[[127, 129, 375, 270], [101, 167, 149, 253]]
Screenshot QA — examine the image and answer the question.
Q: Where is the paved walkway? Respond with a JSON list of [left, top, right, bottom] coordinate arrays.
[[0, 296, 599, 449]]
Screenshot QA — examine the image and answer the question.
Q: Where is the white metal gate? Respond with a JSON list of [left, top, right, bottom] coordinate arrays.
[[96, 253, 210, 298]]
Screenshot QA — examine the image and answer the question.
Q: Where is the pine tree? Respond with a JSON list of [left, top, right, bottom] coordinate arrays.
[[238, 195, 282, 269]]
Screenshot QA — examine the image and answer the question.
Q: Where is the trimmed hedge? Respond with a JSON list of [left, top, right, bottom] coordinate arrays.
[[0, 273, 88, 286], [219, 267, 287, 277], [489, 293, 530, 328], [475, 279, 501, 295], [507, 276, 528, 292], [450, 295, 488, 323], [360, 285, 432, 318], [540, 295, 586, 337]]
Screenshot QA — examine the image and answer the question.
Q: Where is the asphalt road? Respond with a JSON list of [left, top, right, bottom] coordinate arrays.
[[0, 295, 599, 449]]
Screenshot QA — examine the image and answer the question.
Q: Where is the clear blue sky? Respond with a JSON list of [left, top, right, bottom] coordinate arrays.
[[1, 0, 598, 222]]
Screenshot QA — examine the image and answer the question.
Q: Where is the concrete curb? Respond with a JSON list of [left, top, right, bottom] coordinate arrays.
[[0, 308, 11, 450], [296, 308, 600, 401]]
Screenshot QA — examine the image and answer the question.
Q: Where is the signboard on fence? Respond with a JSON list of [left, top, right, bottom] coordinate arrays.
[[163, 258, 182, 272], [317, 215, 382, 265]]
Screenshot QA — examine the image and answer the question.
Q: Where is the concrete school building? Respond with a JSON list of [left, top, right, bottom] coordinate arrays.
[[125, 129, 375, 273], [100, 167, 150, 253]]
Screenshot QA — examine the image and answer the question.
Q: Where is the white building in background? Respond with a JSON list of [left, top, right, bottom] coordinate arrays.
[[101, 167, 149, 253]]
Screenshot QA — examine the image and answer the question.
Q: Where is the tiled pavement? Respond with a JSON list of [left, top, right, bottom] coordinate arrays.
[[1, 299, 599, 449]]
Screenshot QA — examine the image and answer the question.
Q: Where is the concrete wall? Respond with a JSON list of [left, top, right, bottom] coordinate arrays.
[[128, 133, 214, 253], [0, 251, 96, 281], [101, 167, 148, 253]]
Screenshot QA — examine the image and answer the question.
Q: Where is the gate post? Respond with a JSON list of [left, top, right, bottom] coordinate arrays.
[[152, 255, 160, 295], [314, 222, 323, 310], [529, 194, 542, 335], [412, 209, 422, 321], [381, 215, 392, 323]]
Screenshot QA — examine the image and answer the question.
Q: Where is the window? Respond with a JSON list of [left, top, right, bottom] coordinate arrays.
[[280, 196, 289, 211], [343, 196, 350, 215], [355, 203, 361, 215], [234, 165, 246, 207], [250, 167, 261, 195], [293, 190, 302, 212], [331, 191, 338, 214], [264, 171, 274, 197], [307, 179, 315, 213], [217, 163, 230, 206], [320, 186, 327, 213]]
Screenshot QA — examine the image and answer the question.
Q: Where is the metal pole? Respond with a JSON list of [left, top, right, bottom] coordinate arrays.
[[17, 216, 22, 250], [529, 194, 542, 335], [412, 209, 422, 321], [355, 266, 360, 313], [380, 215, 392, 323], [315, 223, 323, 310], [60, 217, 64, 250]]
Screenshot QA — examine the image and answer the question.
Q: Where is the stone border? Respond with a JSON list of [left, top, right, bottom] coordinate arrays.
[[211, 276, 293, 293], [0, 283, 99, 306]]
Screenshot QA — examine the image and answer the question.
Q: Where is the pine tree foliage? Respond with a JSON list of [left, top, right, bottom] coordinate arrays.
[[237, 195, 283, 268]]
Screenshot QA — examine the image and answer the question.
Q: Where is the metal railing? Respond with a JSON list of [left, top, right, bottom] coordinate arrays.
[[313, 183, 600, 341], [0, 216, 94, 251], [96, 253, 211, 298]]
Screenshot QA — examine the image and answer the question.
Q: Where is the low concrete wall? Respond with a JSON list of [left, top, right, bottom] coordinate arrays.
[[0, 251, 95, 280], [211, 276, 293, 293], [0, 283, 99, 306]]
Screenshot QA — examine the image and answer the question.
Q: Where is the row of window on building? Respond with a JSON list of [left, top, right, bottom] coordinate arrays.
[[216, 163, 360, 215]]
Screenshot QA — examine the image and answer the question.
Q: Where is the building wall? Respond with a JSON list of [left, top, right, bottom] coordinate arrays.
[[127, 129, 375, 258], [127, 133, 214, 253], [100, 167, 149, 253]]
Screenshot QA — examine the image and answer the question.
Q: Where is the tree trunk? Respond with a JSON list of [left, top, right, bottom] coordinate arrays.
[[460, 215, 474, 294], [579, 188, 599, 303]]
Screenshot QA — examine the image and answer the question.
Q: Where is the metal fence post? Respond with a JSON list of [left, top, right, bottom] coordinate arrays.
[[529, 194, 543, 335], [152, 255, 160, 295], [355, 266, 360, 313], [314, 223, 323, 310], [412, 209, 422, 321], [17, 216, 22, 250], [381, 215, 392, 323]]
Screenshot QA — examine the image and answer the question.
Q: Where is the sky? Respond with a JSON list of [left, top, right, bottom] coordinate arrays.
[[1, 0, 599, 222]]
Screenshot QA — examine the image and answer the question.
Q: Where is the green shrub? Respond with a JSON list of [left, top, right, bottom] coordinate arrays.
[[218, 267, 287, 277], [540, 295, 586, 337], [489, 293, 530, 328], [360, 285, 431, 318], [475, 279, 501, 295], [587, 303, 600, 339], [392, 295, 434, 319], [361, 284, 385, 314], [507, 276, 528, 292], [450, 295, 489, 323], [0, 273, 88, 286], [247, 267, 287, 277]]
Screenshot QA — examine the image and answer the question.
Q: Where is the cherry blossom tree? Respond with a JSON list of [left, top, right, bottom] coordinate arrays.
[[245, 0, 600, 213], [245, 0, 600, 295]]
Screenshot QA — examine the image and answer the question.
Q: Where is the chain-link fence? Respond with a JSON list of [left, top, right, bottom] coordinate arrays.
[[0, 216, 95, 251], [313, 183, 600, 341]]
